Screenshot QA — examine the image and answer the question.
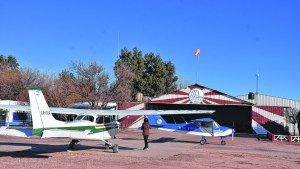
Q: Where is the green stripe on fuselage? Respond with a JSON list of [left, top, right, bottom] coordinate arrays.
[[43, 125, 118, 134], [32, 128, 43, 137], [33, 125, 119, 137]]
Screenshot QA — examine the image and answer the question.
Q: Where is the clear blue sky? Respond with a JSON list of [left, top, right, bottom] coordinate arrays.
[[1, 0, 299, 100]]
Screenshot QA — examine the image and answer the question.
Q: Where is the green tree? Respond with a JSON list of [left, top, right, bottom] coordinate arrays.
[[131, 48, 145, 100], [143, 52, 167, 97], [115, 48, 145, 101], [164, 61, 178, 94], [114, 48, 177, 100], [0, 55, 19, 71]]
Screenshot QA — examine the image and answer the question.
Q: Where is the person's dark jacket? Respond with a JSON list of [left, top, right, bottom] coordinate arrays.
[[142, 122, 150, 136]]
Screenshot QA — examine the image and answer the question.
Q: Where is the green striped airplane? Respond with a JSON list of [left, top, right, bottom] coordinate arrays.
[[0, 87, 214, 153]]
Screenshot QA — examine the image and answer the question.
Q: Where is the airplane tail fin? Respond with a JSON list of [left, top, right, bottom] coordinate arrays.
[[148, 115, 168, 127], [28, 87, 63, 136]]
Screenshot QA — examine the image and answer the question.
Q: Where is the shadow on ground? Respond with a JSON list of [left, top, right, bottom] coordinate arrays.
[[0, 141, 136, 158]]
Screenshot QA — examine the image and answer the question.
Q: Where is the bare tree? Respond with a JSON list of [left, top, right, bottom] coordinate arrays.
[[40, 74, 61, 107], [0, 55, 21, 100], [286, 107, 300, 135], [0, 70, 23, 100], [20, 67, 44, 87], [176, 75, 191, 90], [54, 70, 80, 107], [298, 111, 300, 136], [70, 61, 110, 109], [105, 63, 135, 107], [17, 67, 65, 108], [69, 61, 134, 109], [17, 67, 45, 101]]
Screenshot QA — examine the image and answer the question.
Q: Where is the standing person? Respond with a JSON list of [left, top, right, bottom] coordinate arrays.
[[141, 117, 150, 150]]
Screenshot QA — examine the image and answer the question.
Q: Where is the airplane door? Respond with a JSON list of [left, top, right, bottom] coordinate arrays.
[[104, 115, 117, 139], [199, 122, 214, 135], [95, 116, 104, 139]]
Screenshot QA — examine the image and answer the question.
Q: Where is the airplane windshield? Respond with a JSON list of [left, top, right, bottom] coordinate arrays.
[[213, 122, 220, 128], [82, 115, 94, 122], [194, 121, 220, 129], [75, 115, 94, 122], [75, 115, 84, 120]]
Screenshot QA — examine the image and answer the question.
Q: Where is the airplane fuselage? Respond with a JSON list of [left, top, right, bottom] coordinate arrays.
[[157, 123, 234, 137], [39, 120, 119, 141]]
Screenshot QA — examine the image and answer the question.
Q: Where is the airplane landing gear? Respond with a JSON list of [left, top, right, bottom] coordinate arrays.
[[221, 140, 226, 145], [102, 140, 119, 153], [200, 136, 206, 145], [105, 143, 110, 150], [112, 144, 119, 153], [68, 139, 79, 151]]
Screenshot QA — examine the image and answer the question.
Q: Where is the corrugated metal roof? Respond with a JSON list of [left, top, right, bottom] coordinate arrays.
[[237, 94, 300, 109]]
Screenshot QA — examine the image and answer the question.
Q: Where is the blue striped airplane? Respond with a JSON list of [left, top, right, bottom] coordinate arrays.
[[148, 115, 235, 145]]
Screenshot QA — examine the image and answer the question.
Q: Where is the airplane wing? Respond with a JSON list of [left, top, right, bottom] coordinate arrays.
[[0, 104, 215, 116], [0, 105, 80, 115], [0, 105, 31, 112], [58, 109, 215, 116]]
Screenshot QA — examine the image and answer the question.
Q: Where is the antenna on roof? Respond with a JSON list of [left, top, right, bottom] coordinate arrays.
[[255, 70, 259, 104]]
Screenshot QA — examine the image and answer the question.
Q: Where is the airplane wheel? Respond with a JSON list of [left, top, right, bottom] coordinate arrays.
[[105, 143, 110, 150], [221, 140, 226, 145], [200, 140, 205, 145], [112, 144, 119, 153], [204, 138, 207, 144], [67, 139, 79, 151]]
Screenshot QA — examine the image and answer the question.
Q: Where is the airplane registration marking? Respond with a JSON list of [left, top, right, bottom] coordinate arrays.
[[40, 111, 51, 115]]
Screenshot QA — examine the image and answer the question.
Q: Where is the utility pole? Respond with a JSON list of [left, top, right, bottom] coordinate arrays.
[[255, 72, 259, 105], [194, 49, 200, 84]]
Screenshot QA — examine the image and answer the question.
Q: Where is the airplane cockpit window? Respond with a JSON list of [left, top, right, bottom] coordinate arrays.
[[201, 122, 212, 128], [104, 115, 112, 124], [96, 116, 104, 124], [75, 115, 84, 120], [82, 115, 94, 122], [213, 122, 220, 128]]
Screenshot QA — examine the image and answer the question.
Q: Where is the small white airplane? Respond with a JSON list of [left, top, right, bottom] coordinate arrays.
[[0, 87, 215, 153], [148, 115, 235, 145]]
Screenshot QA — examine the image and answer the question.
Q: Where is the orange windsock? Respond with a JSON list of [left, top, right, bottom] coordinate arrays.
[[194, 48, 200, 56]]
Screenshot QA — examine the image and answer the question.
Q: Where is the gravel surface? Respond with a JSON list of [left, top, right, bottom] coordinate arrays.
[[0, 129, 299, 169]]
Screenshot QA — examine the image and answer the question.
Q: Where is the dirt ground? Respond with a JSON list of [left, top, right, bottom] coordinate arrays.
[[0, 129, 299, 169]]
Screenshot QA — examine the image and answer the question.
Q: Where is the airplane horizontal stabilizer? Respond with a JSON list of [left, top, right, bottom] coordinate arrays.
[[0, 127, 32, 137]]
